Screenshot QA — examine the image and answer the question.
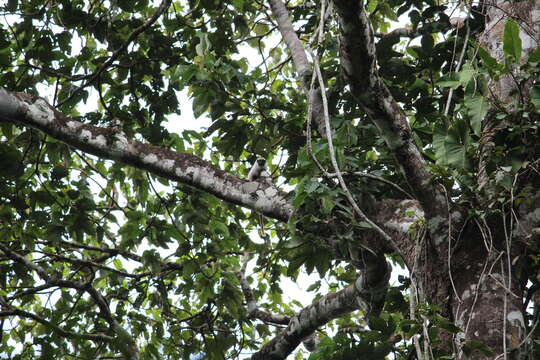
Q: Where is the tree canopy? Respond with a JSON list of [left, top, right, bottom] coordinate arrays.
[[1, 0, 540, 359]]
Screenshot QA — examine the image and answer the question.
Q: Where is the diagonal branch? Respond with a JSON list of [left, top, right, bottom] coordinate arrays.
[[237, 254, 291, 326], [268, 0, 310, 79], [268, 0, 329, 136], [0, 307, 113, 342], [0, 88, 293, 222], [332, 0, 448, 245], [0, 243, 115, 327], [251, 255, 391, 360]]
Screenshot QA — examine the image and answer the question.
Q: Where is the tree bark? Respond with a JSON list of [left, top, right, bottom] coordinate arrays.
[[0, 88, 293, 221]]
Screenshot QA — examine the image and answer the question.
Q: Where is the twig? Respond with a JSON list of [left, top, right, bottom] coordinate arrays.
[[325, 171, 414, 199], [311, 53, 399, 253], [0, 308, 112, 342], [444, 16, 470, 116]]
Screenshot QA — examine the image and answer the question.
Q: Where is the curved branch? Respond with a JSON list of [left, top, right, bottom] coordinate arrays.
[[0, 243, 115, 326], [237, 254, 291, 326], [332, 0, 448, 246], [0, 308, 113, 342], [0, 88, 293, 222], [0, 243, 139, 358], [252, 255, 391, 360]]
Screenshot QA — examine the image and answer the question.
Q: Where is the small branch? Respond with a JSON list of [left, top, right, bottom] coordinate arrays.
[[252, 255, 391, 359], [375, 27, 419, 40], [0, 243, 140, 358], [0, 243, 50, 280], [0, 308, 113, 342], [444, 18, 470, 116], [50, 239, 185, 272], [324, 171, 414, 200], [40, 251, 150, 279], [0, 243, 115, 327], [236, 254, 290, 326]]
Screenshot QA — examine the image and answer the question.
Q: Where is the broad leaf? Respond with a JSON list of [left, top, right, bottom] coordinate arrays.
[[433, 123, 471, 170], [503, 19, 522, 63], [530, 86, 540, 111], [465, 96, 488, 136], [528, 45, 540, 63]]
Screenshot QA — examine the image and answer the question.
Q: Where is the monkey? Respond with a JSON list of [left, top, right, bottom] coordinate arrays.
[[247, 158, 270, 182]]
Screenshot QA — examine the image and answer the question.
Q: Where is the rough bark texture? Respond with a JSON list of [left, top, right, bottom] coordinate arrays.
[[332, 1, 537, 359], [1, 0, 538, 359], [332, 0, 450, 251], [252, 255, 391, 360], [450, 220, 525, 359], [0, 88, 293, 221], [456, 3, 540, 357]]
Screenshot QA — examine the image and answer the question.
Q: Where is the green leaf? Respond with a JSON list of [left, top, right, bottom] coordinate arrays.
[[192, 92, 209, 118], [320, 195, 335, 214], [530, 86, 540, 111], [421, 34, 434, 53], [0, 143, 23, 178], [433, 314, 462, 333], [437, 64, 476, 89], [433, 123, 471, 170], [503, 19, 521, 63], [437, 79, 461, 89], [465, 96, 488, 136], [528, 45, 540, 63], [112, 323, 138, 358], [51, 165, 69, 180], [477, 46, 499, 70], [458, 63, 476, 85]]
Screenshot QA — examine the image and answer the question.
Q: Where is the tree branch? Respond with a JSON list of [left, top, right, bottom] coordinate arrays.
[[251, 255, 391, 360], [0, 242, 140, 359], [0, 243, 115, 327], [0, 307, 113, 342], [375, 27, 419, 40], [0, 88, 293, 222], [268, 0, 329, 136], [332, 0, 449, 246], [237, 254, 291, 326], [267, 0, 310, 78]]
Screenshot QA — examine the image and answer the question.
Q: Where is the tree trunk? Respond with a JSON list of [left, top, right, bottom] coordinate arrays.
[[450, 221, 525, 359], [409, 2, 539, 358]]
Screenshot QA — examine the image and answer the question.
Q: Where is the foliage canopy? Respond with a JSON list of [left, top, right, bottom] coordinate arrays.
[[1, 0, 540, 359]]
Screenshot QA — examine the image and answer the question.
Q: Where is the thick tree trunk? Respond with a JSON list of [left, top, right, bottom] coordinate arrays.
[[401, 219, 526, 359], [413, 2, 538, 358], [449, 222, 525, 359]]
